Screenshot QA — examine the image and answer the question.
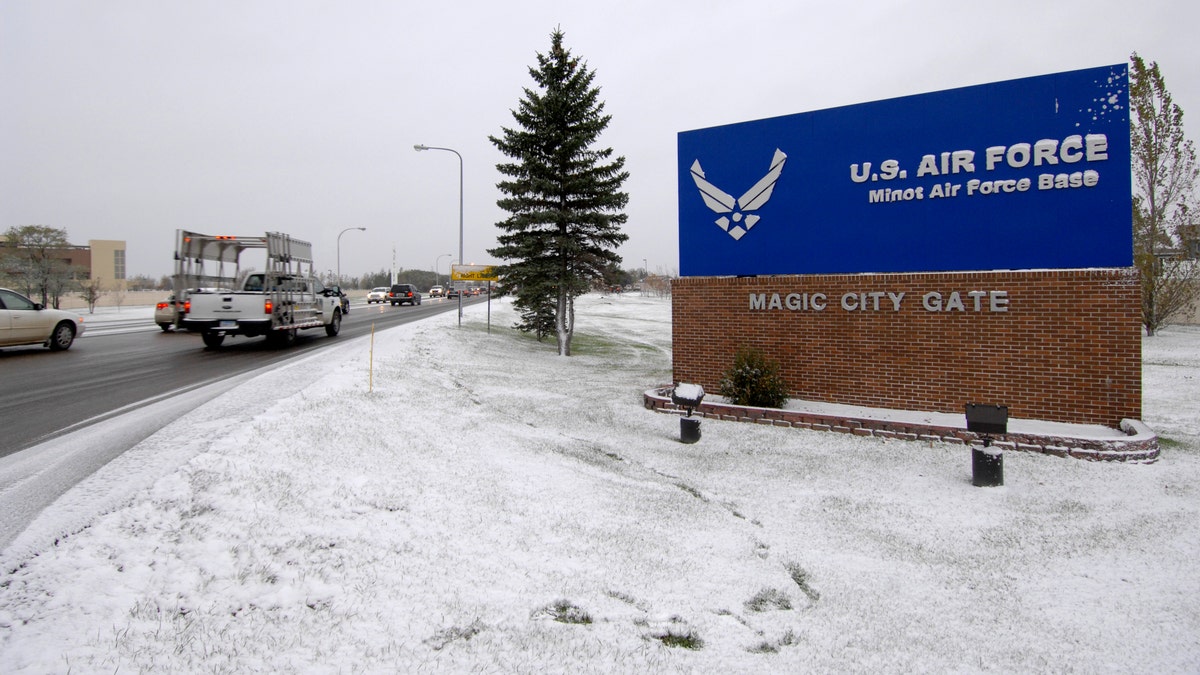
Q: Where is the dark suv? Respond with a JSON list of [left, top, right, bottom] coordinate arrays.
[[389, 283, 422, 306]]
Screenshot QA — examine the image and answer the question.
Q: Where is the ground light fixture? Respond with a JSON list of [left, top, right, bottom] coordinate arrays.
[[672, 383, 705, 443], [965, 403, 1008, 487]]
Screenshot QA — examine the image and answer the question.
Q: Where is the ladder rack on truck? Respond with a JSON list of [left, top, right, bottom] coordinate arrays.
[[173, 230, 267, 297], [263, 231, 323, 330]]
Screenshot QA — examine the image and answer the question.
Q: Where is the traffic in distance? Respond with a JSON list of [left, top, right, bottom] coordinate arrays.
[[4, 227, 491, 357], [159, 230, 489, 350]]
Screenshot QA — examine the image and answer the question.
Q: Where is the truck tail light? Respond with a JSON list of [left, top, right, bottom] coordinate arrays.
[[183, 300, 191, 314], [264, 299, 274, 314]]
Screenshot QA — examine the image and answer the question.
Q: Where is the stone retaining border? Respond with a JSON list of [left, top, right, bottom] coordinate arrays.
[[644, 386, 1159, 463]]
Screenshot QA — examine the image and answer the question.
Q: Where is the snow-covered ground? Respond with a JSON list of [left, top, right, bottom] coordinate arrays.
[[1, 294, 1198, 673]]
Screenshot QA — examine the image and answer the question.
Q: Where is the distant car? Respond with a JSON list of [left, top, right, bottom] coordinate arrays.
[[389, 283, 422, 306], [447, 288, 460, 299], [325, 285, 350, 314], [154, 293, 184, 331], [429, 285, 445, 297], [367, 287, 389, 304], [0, 287, 87, 351]]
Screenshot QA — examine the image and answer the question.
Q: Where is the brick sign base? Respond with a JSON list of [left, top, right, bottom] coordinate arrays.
[[671, 269, 1141, 429], [643, 387, 1159, 462]]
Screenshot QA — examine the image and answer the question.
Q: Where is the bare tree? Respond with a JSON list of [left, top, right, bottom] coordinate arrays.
[[1, 225, 76, 307], [109, 278, 127, 311], [79, 277, 105, 313], [1130, 53, 1200, 334]]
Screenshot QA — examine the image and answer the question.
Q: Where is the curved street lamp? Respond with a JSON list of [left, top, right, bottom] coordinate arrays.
[[414, 144, 463, 326], [435, 253, 452, 288], [337, 227, 366, 287]]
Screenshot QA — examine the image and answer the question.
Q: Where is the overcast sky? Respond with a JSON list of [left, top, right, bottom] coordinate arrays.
[[3, 0, 1197, 281]]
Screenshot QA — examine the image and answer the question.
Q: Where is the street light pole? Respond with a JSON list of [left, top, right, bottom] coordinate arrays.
[[414, 144, 463, 326], [337, 227, 366, 288], [436, 253, 451, 289]]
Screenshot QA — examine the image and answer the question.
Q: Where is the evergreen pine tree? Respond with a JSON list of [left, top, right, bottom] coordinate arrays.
[[489, 28, 630, 355]]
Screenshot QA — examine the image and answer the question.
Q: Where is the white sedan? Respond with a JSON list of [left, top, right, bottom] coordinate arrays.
[[366, 287, 389, 304], [154, 293, 184, 331], [0, 287, 86, 351]]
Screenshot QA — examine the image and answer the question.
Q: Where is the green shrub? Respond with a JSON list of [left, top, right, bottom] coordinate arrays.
[[718, 347, 789, 408]]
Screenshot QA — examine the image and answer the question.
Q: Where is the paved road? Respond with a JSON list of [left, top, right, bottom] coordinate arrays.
[[0, 295, 482, 458]]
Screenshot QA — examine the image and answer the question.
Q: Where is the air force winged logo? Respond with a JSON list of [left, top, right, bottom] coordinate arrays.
[[690, 149, 787, 240]]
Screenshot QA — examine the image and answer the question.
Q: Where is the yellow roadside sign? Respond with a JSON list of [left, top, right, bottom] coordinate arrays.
[[451, 264, 498, 281]]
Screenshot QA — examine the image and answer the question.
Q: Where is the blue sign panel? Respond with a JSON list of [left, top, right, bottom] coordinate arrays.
[[678, 64, 1131, 276]]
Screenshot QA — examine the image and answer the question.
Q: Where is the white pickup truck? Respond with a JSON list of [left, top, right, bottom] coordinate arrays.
[[183, 273, 343, 348], [176, 231, 343, 349]]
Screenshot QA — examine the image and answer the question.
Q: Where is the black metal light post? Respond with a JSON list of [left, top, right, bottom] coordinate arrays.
[[966, 403, 1008, 487], [672, 384, 705, 443]]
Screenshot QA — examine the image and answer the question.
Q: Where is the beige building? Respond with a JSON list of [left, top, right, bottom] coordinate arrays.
[[0, 236, 126, 290], [87, 239, 127, 290], [1181, 280, 1200, 326]]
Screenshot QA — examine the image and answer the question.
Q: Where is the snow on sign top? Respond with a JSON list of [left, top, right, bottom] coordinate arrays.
[[673, 383, 705, 400], [678, 64, 1132, 276]]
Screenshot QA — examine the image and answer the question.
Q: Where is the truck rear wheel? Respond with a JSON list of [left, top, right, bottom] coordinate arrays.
[[202, 331, 225, 348], [325, 309, 342, 337], [267, 328, 296, 348]]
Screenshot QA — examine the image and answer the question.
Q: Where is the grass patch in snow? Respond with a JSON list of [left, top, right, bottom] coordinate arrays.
[[786, 561, 821, 602], [425, 619, 485, 651], [563, 332, 621, 354], [673, 481, 708, 502], [744, 587, 793, 612], [651, 627, 704, 650], [748, 629, 800, 654], [462, 317, 649, 359], [531, 599, 593, 624]]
